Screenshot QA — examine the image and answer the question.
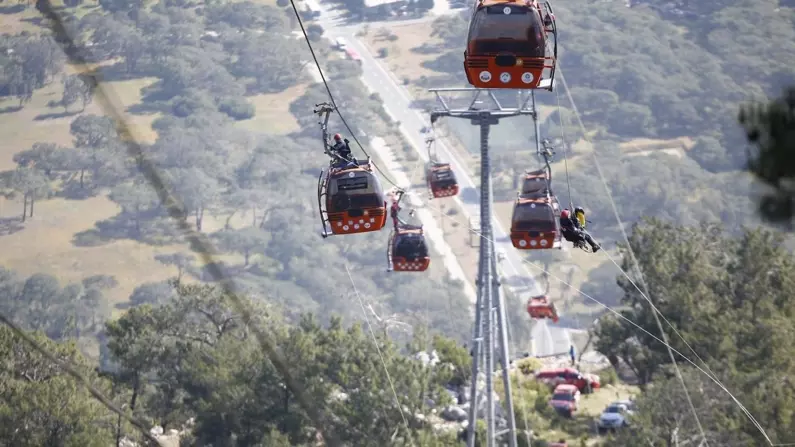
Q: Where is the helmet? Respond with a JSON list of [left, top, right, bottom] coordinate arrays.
[[560, 209, 570, 219], [333, 133, 342, 141], [575, 206, 584, 214]]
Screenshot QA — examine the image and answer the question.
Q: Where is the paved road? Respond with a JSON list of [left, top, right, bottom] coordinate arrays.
[[307, 2, 571, 357]]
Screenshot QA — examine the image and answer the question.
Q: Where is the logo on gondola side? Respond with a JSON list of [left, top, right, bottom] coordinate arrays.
[[503, 6, 511, 14], [479, 71, 492, 82], [521, 72, 535, 84]]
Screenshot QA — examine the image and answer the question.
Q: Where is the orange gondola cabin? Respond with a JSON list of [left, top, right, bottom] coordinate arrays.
[[527, 295, 559, 322], [510, 191, 562, 249], [427, 162, 459, 199], [387, 226, 430, 272], [318, 158, 387, 238], [464, 0, 557, 90]]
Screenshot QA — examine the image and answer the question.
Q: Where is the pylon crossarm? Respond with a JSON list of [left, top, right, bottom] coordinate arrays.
[[428, 88, 536, 116]]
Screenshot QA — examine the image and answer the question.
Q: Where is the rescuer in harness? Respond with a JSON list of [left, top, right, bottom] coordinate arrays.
[[560, 208, 600, 253]]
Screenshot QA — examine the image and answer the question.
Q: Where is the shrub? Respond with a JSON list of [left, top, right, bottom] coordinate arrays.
[[218, 97, 256, 120], [597, 366, 618, 386], [516, 357, 542, 375]]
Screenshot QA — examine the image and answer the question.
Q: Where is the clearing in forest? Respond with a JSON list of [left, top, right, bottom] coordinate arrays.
[[0, 54, 304, 306]]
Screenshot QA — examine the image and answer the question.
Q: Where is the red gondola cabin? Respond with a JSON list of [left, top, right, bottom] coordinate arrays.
[[464, 0, 557, 90], [427, 162, 459, 199], [527, 295, 559, 322], [318, 159, 387, 237], [388, 227, 430, 272], [510, 193, 562, 249]]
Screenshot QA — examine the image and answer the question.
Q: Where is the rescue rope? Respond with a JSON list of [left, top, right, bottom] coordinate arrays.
[[553, 86, 575, 211], [552, 80, 593, 341], [287, 0, 404, 191]]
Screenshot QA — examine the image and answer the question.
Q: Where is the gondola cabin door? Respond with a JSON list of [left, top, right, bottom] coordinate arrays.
[[319, 166, 387, 236]]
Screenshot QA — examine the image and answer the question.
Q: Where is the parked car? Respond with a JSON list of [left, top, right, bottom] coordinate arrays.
[[548, 384, 580, 417], [333, 37, 348, 51], [535, 367, 601, 393], [597, 400, 635, 433]]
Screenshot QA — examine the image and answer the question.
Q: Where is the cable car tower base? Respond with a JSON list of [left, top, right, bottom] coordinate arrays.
[[429, 88, 537, 447]]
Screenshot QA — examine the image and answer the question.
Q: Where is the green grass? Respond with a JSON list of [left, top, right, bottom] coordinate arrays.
[[235, 83, 307, 134]]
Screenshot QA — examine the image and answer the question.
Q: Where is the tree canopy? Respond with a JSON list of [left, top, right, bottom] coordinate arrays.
[[595, 219, 795, 445], [740, 87, 795, 228]]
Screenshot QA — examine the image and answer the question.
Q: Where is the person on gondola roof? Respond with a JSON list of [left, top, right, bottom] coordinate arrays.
[[330, 133, 355, 168]]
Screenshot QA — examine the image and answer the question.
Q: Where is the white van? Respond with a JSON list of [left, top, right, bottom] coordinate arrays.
[[334, 37, 348, 51]]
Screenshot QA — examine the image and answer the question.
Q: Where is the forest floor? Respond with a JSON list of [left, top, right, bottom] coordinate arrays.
[[360, 20, 442, 100], [0, 55, 309, 308], [0, 75, 170, 307]]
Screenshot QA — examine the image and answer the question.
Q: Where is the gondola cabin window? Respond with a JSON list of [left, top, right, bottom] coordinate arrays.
[[431, 168, 456, 186], [513, 203, 556, 231], [395, 233, 429, 259], [332, 175, 368, 192], [328, 171, 384, 210], [468, 4, 546, 57]]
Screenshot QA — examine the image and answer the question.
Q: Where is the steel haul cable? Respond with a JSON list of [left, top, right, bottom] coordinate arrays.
[[287, 0, 404, 191]]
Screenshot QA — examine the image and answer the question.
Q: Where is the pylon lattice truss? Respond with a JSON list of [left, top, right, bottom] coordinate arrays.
[[428, 88, 547, 447]]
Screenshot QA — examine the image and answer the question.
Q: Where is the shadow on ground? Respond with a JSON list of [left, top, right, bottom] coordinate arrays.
[[34, 110, 80, 121], [72, 213, 184, 247], [0, 217, 24, 236]]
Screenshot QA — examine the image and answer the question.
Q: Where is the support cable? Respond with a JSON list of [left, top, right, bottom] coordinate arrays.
[[287, 1, 403, 191]]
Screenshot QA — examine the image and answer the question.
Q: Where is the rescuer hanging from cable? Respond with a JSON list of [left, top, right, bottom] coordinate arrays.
[[560, 208, 600, 252]]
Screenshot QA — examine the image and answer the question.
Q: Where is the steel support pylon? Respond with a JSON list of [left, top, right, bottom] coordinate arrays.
[[428, 88, 536, 447]]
